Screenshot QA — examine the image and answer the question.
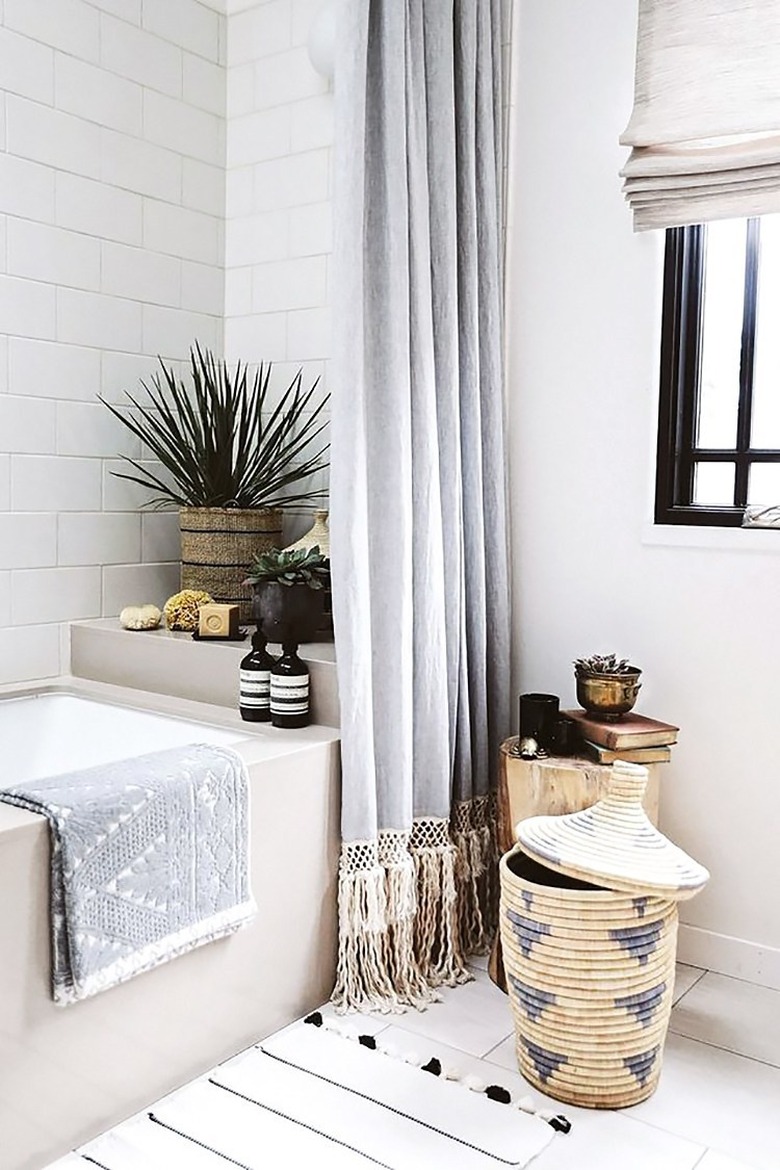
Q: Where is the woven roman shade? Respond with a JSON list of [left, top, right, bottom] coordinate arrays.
[[620, 0, 780, 231]]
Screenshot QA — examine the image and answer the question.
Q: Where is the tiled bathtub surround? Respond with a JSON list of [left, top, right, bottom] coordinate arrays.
[[0, 675, 340, 1170], [0, 0, 226, 685], [224, 0, 334, 519]]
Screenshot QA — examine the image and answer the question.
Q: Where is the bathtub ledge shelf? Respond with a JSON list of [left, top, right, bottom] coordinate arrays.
[[69, 617, 339, 728]]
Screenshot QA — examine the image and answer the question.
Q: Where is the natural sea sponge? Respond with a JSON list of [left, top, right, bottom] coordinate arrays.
[[119, 604, 162, 631], [163, 589, 213, 631]]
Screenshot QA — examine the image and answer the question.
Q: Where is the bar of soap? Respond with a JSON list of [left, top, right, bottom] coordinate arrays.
[[198, 603, 240, 638]]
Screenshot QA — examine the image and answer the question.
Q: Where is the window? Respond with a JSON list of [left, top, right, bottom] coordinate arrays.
[[656, 216, 780, 527]]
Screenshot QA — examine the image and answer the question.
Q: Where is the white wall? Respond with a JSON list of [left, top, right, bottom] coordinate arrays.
[[224, 0, 333, 540], [0, 0, 226, 684], [507, 0, 780, 984]]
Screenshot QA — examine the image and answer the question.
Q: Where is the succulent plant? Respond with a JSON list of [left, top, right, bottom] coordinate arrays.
[[574, 654, 640, 677], [244, 546, 329, 590]]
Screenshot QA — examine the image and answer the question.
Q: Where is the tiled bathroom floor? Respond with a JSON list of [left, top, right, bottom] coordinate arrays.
[[48, 960, 780, 1170]]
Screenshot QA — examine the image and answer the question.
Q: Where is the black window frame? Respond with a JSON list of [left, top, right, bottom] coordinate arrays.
[[655, 218, 780, 527]]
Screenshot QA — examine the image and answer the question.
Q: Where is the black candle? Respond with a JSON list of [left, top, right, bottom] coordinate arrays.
[[518, 693, 560, 750], [549, 716, 579, 757]]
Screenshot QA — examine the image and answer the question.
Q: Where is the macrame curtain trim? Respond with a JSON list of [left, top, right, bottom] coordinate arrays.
[[452, 792, 499, 958], [331, 794, 497, 1013]]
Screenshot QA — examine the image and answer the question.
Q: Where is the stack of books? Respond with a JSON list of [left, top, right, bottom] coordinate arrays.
[[563, 710, 679, 765]]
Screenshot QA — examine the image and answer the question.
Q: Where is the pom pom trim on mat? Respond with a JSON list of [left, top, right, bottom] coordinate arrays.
[[303, 1012, 571, 1134]]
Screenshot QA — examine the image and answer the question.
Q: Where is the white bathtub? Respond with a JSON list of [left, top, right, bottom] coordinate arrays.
[[0, 683, 341, 1170], [1, 693, 243, 785]]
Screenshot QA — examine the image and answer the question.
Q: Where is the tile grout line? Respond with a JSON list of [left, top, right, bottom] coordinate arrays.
[[366, 1013, 516, 1065], [672, 965, 709, 1007], [480, 1033, 516, 1063], [608, 1105, 712, 1159], [666, 1026, 780, 1072]]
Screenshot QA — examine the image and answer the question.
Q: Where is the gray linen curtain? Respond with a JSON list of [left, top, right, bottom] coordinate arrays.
[[330, 0, 510, 1011]]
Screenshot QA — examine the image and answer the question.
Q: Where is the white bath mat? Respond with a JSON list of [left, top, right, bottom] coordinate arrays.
[[252, 1019, 555, 1165], [77, 1016, 565, 1170], [81, 1080, 376, 1169]]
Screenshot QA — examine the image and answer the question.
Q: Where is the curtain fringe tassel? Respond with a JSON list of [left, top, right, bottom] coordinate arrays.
[[332, 796, 498, 1013]]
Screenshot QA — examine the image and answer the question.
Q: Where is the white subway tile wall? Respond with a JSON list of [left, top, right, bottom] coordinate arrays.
[[0, 0, 226, 684], [224, 0, 333, 540], [0, 0, 331, 685]]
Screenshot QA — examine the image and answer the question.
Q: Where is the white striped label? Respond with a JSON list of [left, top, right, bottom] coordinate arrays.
[[270, 673, 309, 716], [241, 669, 270, 709]]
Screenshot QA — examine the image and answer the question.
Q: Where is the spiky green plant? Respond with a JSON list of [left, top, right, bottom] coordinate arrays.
[[574, 654, 639, 677], [99, 342, 329, 509], [245, 546, 329, 589]]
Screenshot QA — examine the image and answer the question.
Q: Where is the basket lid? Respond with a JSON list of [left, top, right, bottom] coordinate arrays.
[[514, 761, 709, 901]]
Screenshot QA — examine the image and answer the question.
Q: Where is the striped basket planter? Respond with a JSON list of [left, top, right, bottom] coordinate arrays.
[[499, 761, 709, 1109], [499, 847, 677, 1107], [179, 507, 283, 623]]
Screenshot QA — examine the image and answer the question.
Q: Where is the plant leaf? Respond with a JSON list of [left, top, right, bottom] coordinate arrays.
[[100, 343, 330, 509]]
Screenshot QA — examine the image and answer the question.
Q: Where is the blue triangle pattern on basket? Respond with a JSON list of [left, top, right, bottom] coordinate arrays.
[[633, 896, 649, 918], [614, 982, 667, 1026], [506, 907, 551, 957], [509, 973, 557, 1022], [608, 920, 662, 964], [623, 1046, 660, 1086], [521, 1037, 568, 1083]]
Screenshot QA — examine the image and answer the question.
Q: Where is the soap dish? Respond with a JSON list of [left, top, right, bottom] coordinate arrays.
[[191, 628, 249, 643]]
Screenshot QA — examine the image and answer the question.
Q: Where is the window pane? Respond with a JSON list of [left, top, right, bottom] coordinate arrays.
[[697, 219, 746, 449], [748, 463, 780, 506], [693, 462, 735, 506], [751, 214, 780, 448]]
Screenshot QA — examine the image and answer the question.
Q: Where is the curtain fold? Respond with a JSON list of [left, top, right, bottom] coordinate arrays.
[[329, 0, 510, 1011], [621, 0, 780, 230]]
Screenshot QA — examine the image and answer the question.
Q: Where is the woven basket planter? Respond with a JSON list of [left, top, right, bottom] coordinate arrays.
[[179, 507, 282, 622], [499, 761, 708, 1110]]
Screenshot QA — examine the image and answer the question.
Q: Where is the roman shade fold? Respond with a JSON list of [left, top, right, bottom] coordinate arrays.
[[621, 0, 780, 231]]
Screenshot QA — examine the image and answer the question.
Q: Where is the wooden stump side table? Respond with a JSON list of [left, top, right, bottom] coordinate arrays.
[[489, 737, 662, 989]]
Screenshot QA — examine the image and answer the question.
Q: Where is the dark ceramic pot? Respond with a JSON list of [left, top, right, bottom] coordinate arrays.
[[251, 581, 325, 644]]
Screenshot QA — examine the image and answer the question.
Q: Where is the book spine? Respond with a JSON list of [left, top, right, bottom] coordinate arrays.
[[565, 712, 678, 749], [581, 740, 671, 764]]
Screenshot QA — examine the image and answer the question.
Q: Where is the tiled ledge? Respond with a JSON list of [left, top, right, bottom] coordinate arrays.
[[69, 618, 339, 728]]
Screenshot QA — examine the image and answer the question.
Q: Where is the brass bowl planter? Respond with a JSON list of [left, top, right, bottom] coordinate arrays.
[[575, 671, 642, 719]]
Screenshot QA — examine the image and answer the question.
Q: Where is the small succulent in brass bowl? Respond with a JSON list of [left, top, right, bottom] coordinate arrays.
[[573, 653, 642, 719]]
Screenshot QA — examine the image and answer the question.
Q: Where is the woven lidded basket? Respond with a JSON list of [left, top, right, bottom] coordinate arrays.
[[179, 507, 282, 622], [499, 761, 708, 1109]]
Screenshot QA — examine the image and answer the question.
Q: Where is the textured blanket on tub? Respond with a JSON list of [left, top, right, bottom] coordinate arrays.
[[0, 743, 256, 1005]]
